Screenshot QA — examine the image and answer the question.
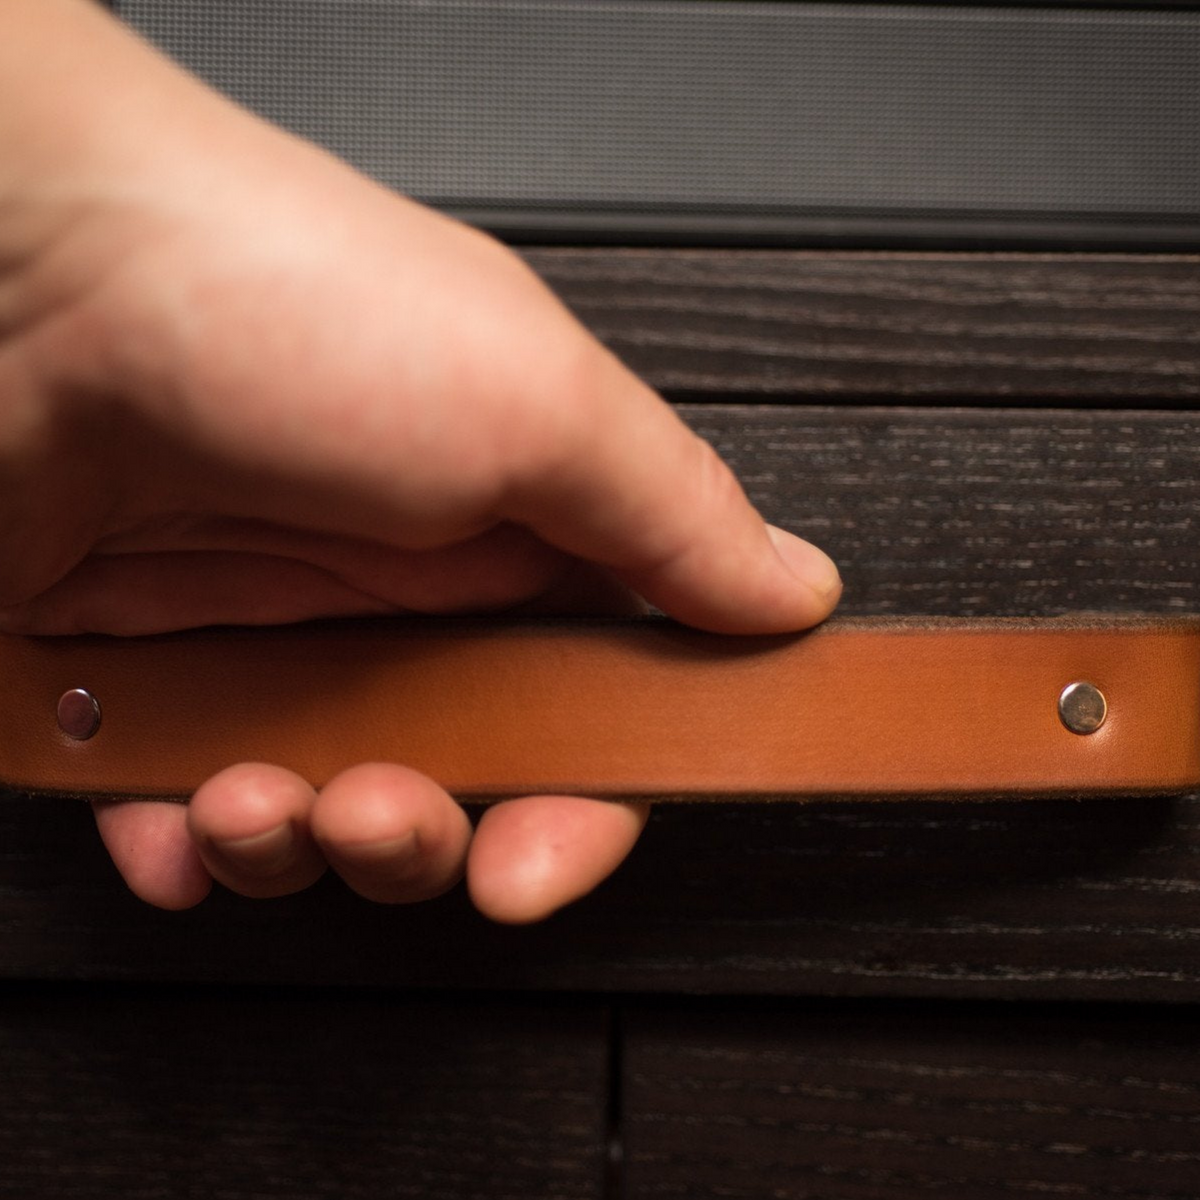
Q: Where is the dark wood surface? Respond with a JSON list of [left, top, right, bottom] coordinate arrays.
[[0, 985, 610, 1199], [6, 985, 1199, 1200], [622, 1001, 1200, 1200], [527, 251, 1200, 404], [5, 789, 1200, 1002], [686, 404, 1200, 618]]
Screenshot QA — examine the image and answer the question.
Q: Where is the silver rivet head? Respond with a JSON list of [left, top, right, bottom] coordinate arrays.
[[1058, 681, 1107, 735], [57, 689, 101, 740]]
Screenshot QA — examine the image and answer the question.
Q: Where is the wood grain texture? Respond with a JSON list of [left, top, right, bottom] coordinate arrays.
[[526, 251, 1200, 402], [5, 792, 1200, 1002], [622, 1002, 1200, 1200], [6, 405, 1200, 999], [682, 404, 1200, 617], [0, 986, 609, 1200]]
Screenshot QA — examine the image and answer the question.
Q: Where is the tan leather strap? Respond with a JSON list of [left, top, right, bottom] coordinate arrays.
[[1, 616, 1198, 801]]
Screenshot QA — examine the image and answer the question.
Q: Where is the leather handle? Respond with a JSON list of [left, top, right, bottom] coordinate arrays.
[[2, 616, 1199, 801]]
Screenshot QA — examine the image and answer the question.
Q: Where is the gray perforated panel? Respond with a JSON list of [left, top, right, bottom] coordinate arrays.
[[116, 1, 1200, 246]]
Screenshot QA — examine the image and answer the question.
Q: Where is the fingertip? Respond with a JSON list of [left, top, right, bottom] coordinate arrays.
[[188, 763, 326, 899], [188, 762, 314, 838], [310, 763, 472, 904], [764, 523, 843, 622], [467, 796, 648, 924], [92, 799, 213, 910], [623, 518, 842, 636]]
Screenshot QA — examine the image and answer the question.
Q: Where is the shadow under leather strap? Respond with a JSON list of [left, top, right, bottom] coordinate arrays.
[[1, 616, 1199, 801]]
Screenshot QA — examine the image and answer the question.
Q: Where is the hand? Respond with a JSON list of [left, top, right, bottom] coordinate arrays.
[[0, 0, 841, 920]]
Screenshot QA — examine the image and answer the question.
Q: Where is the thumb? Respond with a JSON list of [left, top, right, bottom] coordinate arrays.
[[505, 344, 841, 635]]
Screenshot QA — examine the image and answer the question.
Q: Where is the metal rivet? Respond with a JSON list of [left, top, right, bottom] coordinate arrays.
[[57, 689, 101, 741], [1058, 681, 1107, 735]]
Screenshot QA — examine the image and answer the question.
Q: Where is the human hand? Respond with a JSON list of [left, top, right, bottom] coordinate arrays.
[[0, 0, 841, 920]]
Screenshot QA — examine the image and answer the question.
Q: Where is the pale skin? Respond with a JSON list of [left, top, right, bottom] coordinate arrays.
[[0, 0, 841, 921]]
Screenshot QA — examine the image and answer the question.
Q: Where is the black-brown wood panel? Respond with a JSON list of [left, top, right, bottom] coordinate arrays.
[[687, 404, 1200, 618], [526, 251, 1200, 403], [621, 1001, 1200, 1200], [5, 791, 1200, 1002], [0, 986, 610, 1200]]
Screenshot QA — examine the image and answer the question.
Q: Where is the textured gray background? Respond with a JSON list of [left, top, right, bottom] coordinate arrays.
[[118, 0, 1200, 243]]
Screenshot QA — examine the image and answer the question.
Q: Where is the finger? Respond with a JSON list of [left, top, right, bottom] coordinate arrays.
[[92, 799, 212, 910], [0, 551, 396, 636], [0, 528, 641, 637], [467, 795, 649, 924], [309, 763, 472, 903], [506, 343, 842, 635], [187, 763, 327, 899]]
